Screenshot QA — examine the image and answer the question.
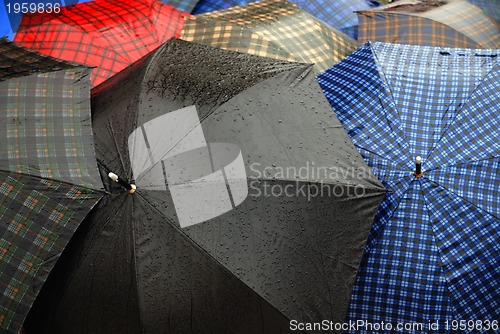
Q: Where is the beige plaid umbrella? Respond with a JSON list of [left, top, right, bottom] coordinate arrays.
[[357, 0, 500, 48], [181, 0, 359, 73]]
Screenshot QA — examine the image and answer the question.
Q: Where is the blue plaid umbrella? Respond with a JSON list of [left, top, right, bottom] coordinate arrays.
[[191, 0, 378, 38], [317, 42, 500, 332]]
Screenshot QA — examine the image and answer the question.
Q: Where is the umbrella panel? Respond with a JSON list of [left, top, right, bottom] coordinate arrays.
[[317, 41, 500, 331]]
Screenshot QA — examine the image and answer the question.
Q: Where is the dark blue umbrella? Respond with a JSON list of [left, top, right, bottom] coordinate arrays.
[[317, 41, 500, 331]]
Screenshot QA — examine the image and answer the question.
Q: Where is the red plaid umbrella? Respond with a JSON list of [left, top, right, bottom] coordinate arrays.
[[13, 0, 189, 87]]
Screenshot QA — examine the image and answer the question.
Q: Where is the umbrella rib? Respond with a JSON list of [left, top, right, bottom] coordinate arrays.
[[423, 91, 465, 163], [127, 195, 147, 334], [182, 18, 299, 64], [418, 177, 499, 321], [371, 48, 413, 164], [364, 176, 414, 253], [352, 143, 409, 170], [35, 14, 128, 67], [35, 194, 128, 328], [105, 117, 130, 179], [0, 168, 106, 194], [417, 179, 463, 321], [423, 153, 499, 174]]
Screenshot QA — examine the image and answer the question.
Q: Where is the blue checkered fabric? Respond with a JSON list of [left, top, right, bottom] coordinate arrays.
[[292, 0, 375, 31], [467, 0, 500, 21], [192, 0, 377, 38], [192, 0, 250, 14], [317, 42, 500, 332], [165, 0, 202, 12]]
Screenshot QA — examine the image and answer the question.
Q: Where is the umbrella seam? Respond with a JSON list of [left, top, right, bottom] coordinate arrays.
[[424, 62, 499, 165], [135, 191, 296, 325], [0, 168, 107, 194], [369, 42, 414, 168]]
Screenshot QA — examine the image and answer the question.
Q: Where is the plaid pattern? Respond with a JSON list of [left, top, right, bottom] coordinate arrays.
[[192, 0, 251, 14], [0, 40, 103, 334], [357, 0, 500, 48], [0, 174, 103, 333], [14, 0, 189, 87], [192, 0, 377, 38], [0, 0, 93, 41], [317, 42, 500, 332], [467, 0, 500, 21], [0, 38, 76, 81], [182, 0, 359, 73]]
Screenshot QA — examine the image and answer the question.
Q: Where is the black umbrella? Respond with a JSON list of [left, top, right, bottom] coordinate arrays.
[[25, 39, 386, 333]]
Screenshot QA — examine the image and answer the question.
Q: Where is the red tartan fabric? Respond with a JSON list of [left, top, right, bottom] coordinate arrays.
[[14, 0, 190, 87]]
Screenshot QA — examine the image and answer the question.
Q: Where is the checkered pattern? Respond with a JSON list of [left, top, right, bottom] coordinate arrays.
[[14, 0, 189, 87], [182, 0, 359, 73], [0, 38, 76, 81], [0, 41, 103, 188], [317, 42, 500, 331], [0, 173, 103, 334], [291, 0, 376, 36], [467, 0, 500, 21], [0, 40, 103, 334], [192, 0, 250, 15], [192, 0, 377, 38], [357, 0, 500, 48], [165, 0, 200, 13]]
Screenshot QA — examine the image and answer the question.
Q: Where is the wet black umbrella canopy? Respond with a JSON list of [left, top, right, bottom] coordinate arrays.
[[25, 39, 386, 333]]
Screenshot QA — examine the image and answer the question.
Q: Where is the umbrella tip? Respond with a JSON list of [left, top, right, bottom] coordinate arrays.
[[108, 171, 136, 193], [414, 156, 423, 177]]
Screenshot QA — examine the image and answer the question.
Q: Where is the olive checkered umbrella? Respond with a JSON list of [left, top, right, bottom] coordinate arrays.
[[317, 41, 500, 332], [13, 0, 189, 87], [181, 0, 359, 74], [356, 0, 500, 48], [190, 0, 379, 38], [0, 39, 104, 334]]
